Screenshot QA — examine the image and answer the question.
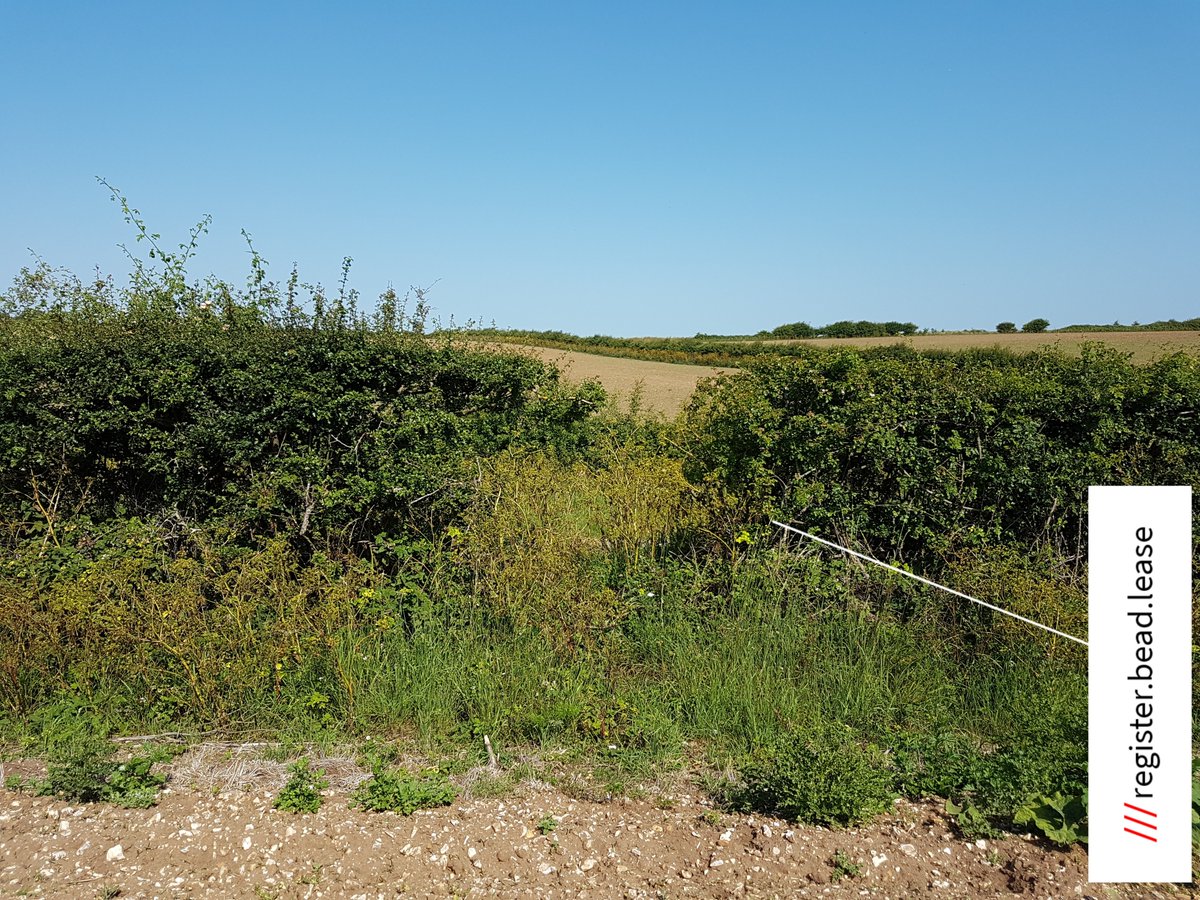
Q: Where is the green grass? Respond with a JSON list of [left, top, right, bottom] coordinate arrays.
[[0, 537, 1088, 838]]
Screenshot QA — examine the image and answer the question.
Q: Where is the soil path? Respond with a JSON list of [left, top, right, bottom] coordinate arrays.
[[0, 759, 1157, 900]]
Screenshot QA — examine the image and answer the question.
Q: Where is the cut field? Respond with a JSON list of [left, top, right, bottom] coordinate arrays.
[[470, 342, 734, 416], [758, 329, 1200, 362], [475, 331, 1198, 416]]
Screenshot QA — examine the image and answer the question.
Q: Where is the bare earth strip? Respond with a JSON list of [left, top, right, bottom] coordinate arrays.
[[469, 343, 734, 418], [759, 330, 1200, 362], [0, 761, 1139, 900]]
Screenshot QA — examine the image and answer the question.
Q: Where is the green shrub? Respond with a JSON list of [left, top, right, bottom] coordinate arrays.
[[39, 739, 115, 803], [31, 704, 165, 806], [0, 216, 603, 560], [738, 724, 893, 826], [38, 738, 166, 807], [274, 759, 329, 814], [682, 345, 1200, 571], [350, 767, 456, 815], [103, 756, 168, 808]]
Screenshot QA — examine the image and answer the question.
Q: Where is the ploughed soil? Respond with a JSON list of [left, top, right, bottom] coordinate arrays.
[[0, 749, 1187, 899]]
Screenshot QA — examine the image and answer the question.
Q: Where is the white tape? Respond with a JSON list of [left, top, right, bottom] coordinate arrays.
[[769, 520, 1088, 646]]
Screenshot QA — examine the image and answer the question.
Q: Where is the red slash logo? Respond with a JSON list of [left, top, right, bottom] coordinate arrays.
[[1123, 802, 1158, 842]]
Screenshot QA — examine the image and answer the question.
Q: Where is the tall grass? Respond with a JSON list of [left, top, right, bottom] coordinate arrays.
[[0, 436, 1087, 745]]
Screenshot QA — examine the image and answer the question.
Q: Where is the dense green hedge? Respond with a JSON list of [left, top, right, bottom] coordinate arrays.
[[1056, 317, 1200, 332], [469, 328, 902, 368], [772, 319, 919, 339], [1, 292, 600, 555], [683, 344, 1200, 569]]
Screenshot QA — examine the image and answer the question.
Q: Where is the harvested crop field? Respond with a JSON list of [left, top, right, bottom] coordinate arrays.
[[470, 342, 734, 416], [473, 331, 1197, 416], [759, 330, 1200, 362], [0, 751, 1155, 900]]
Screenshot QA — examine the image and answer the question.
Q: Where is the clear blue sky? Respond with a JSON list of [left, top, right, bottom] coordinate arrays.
[[2, 2, 1197, 336]]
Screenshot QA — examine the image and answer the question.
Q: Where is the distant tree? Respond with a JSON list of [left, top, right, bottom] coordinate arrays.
[[996, 322, 1017, 333], [821, 321, 863, 338], [771, 321, 816, 338], [1022, 318, 1050, 333]]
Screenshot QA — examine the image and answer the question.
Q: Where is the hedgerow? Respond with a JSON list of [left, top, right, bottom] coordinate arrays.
[[680, 346, 1200, 572], [2, 190, 1194, 844], [0, 272, 602, 557]]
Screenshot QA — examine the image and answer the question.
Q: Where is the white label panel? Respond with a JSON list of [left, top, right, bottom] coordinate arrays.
[[1089, 486, 1192, 883]]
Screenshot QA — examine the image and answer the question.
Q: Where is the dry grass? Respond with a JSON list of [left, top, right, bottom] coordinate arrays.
[[759, 330, 1200, 362], [170, 743, 371, 794]]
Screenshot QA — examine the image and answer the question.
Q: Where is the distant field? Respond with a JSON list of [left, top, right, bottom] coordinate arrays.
[[759, 330, 1200, 362], [470, 342, 733, 417], [474, 330, 1198, 416]]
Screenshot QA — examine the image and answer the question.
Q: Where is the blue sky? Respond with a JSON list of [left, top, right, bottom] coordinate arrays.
[[2, 2, 1196, 335]]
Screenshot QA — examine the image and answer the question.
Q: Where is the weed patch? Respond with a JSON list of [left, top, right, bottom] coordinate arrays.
[[830, 849, 862, 882], [273, 759, 328, 814], [1013, 791, 1087, 845], [350, 767, 456, 815], [738, 724, 893, 827]]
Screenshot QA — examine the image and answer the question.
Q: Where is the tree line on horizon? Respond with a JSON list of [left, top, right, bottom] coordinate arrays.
[[518, 315, 1199, 344], [766, 320, 919, 339]]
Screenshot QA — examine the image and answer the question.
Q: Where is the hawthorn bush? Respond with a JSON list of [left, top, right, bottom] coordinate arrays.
[[681, 344, 1200, 571], [0, 266, 602, 556]]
